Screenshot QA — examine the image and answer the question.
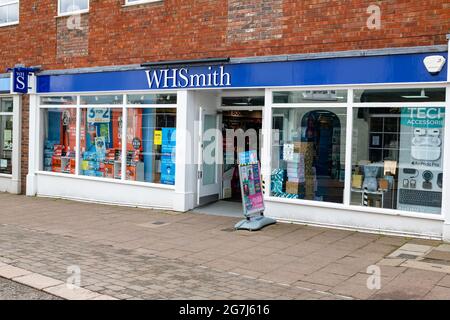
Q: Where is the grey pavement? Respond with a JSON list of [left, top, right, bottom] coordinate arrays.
[[0, 193, 450, 300], [0, 277, 60, 300]]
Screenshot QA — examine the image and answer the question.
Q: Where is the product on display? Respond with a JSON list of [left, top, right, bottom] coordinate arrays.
[[397, 107, 445, 214], [160, 128, 176, 185], [351, 174, 363, 189]]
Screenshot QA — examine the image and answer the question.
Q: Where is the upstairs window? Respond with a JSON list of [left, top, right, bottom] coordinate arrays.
[[0, 0, 19, 27], [125, 0, 160, 6], [58, 0, 89, 16]]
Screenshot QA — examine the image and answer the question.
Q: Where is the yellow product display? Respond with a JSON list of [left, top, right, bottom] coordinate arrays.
[[81, 160, 89, 171], [352, 174, 363, 189]]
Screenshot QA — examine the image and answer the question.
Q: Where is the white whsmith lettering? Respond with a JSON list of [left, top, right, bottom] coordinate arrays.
[[145, 66, 231, 89]]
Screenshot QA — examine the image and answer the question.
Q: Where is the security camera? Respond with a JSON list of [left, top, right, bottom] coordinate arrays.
[[423, 55, 446, 74]]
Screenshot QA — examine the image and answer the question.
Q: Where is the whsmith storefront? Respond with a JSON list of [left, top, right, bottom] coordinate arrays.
[[20, 44, 450, 239]]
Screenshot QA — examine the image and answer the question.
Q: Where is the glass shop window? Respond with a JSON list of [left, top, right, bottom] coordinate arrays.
[[271, 107, 347, 203], [79, 107, 122, 179], [40, 96, 77, 106], [273, 90, 348, 104], [354, 88, 446, 103], [127, 94, 177, 105], [126, 108, 176, 185], [351, 107, 445, 214], [0, 114, 12, 174], [42, 108, 77, 174], [0, 97, 13, 112]]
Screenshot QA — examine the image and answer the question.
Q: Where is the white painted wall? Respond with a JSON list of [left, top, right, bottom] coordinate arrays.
[[36, 173, 175, 209], [265, 199, 443, 239]]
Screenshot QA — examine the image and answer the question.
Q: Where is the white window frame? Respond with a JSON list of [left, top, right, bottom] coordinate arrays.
[[123, 0, 162, 7], [0, 94, 21, 194], [36, 92, 178, 189], [0, 96, 14, 176], [266, 84, 448, 221], [57, 0, 89, 17], [0, 0, 19, 28]]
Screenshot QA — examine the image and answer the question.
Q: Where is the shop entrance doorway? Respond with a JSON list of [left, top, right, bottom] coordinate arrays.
[[221, 110, 262, 203], [195, 106, 263, 217]]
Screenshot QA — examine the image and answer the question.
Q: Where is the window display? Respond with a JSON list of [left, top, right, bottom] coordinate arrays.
[[0, 97, 13, 175], [271, 107, 346, 203], [42, 108, 77, 174], [351, 107, 445, 214], [0, 115, 12, 174], [80, 108, 122, 179], [126, 108, 176, 185]]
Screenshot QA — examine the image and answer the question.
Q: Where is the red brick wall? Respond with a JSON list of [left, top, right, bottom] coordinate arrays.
[[0, 0, 448, 72]]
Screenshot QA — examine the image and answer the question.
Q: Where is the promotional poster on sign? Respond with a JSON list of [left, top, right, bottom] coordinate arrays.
[[238, 151, 265, 216]]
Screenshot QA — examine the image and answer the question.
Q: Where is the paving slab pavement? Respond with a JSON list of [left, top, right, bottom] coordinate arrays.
[[0, 193, 449, 300]]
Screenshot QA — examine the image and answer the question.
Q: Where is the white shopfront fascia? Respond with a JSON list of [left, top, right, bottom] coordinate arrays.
[[0, 93, 21, 194]]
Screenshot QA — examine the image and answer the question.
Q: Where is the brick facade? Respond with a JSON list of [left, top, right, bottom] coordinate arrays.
[[56, 14, 90, 59], [227, 0, 284, 43], [0, 0, 448, 194], [0, 0, 448, 72]]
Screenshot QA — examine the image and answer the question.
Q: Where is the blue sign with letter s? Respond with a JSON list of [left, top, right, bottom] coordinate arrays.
[[12, 68, 29, 94]]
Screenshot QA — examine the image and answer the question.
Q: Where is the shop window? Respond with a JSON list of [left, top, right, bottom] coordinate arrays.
[[354, 88, 446, 103], [80, 95, 122, 105], [127, 94, 177, 105], [40, 96, 77, 105], [271, 107, 346, 203], [221, 96, 265, 107], [126, 108, 176, 185], [79, 108, 122, 179], [42, 108, 77, 174], [0, 97, 13, 112], [273, 90, 347, 104], [0, 115, 12, 174], [125, 0, 160, 6], [351, 107, 445, 214], [58, 0, 88, 15], [0, 0, 19, 26]]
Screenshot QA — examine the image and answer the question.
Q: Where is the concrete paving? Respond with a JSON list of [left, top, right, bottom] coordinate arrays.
[[0, 192, 449, 300], [0, 277, 60, 300]]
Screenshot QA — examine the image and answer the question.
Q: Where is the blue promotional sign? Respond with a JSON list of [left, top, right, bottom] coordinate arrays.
[[12, 67, 30, 94], [37, 52, 448, 93]]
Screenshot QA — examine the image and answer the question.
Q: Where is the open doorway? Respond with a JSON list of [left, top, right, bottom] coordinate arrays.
[[194, 91, 264, 217], [221, 110, 262, 203]]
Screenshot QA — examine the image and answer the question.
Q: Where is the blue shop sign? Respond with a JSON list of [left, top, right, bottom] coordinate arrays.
[[12, 67, 36, 94], [37, 52, 448, 93]]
